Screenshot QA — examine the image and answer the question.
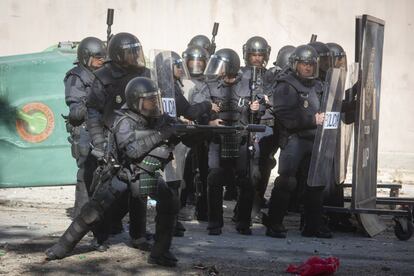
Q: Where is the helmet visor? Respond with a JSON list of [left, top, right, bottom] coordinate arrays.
[[204, 55, 227, 77], [122, 43, 146, 68], [138, 91, 163, 118], [173, 58, 190, 80], [294, 60, 319, 79], [185, 57, 207, 76], [332, 56, 347, 69]]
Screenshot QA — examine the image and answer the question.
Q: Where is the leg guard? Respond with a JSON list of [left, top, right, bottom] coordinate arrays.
[[235, 177, 254, 232], [207, 168, 225, 230], [149, 178, 180, 267], [45, 195, 113, 260], [267, 176, 296, 226], [129, 194, 147, 240]]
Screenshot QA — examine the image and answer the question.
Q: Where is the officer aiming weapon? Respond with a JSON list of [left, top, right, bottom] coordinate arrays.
[[106, 8, 114, 45], [209, 22, 219, 55]]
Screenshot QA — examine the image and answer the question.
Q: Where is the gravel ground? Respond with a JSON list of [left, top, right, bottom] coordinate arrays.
[[1, 185, 414, 275]]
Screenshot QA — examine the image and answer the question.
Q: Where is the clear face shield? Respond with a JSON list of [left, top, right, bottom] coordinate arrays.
[[318, 54, 333, 75], [173, 58, 190, 80], [332, 55, 347, 70], [204, 54, 228, 78], [294, 60, 319, 79], [121, 43, 146, 68], [185, 56, 207, 76], [138, 91, 164, 118]]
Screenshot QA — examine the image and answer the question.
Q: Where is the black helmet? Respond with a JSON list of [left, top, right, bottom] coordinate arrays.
[[308, 41, 333, 79], [188, 35, 211, 54], [204, 48, 240, 78], [326, 42, 347, 69], [273, 45, 296, 70], [242, 36, 271, 67], [289, 45, 319, 79], [77, 37, 106, 69], [182, 45, 209, 77], [125, 77, 163, 118], [108, 32, 145, 69]]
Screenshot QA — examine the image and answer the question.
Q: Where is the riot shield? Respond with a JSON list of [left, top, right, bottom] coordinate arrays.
[[307, 68, 346, 187], [150, 50, 191, 184], [149, 50, 177, 118], [334, 62, 359, 184], [352, 15, 386, 236]]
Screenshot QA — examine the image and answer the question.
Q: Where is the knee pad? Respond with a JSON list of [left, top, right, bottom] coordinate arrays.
[[80, 201, 104, 225]]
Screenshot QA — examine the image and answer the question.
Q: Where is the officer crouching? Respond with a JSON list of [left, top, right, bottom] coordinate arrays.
[[46, 77, 180, 267]]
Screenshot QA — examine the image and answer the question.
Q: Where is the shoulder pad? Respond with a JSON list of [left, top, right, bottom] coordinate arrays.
[[65, 65, 94, 86]]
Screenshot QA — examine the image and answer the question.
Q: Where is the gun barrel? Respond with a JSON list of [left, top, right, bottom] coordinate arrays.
[[173, 123, 266, 133]]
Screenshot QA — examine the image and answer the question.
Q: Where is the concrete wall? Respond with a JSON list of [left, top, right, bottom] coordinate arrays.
[[1, 0, 413, 182]]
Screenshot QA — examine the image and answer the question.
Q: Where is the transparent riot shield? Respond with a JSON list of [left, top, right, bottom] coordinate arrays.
[[334, 62, 359, 184], [149, 50, 177, 118], [149, 50, 191, 185], [307, 68, 346, 187], [352, 15, 386, 236]]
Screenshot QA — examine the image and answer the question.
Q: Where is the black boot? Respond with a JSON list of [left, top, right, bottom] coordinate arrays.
[[262, 213, 287, 238], [148, 214, 177, 267], [207, 169, 224, 235], [235, 178, 254, 235], [301, 187, 332, 239], [45, 216, 90, 260]]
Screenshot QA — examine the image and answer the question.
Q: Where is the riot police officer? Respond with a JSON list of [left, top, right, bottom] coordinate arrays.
[[265, 45, 332, 238], [46, 77, 180, 267], [64, 37, 106, 217], [86, 32, 151, 249], [241, 36, 273, 211], [324, 42, 356, 232], [203, 48, 260, 235], [155, 50, 217, 235], [180, 45, 215, 221]]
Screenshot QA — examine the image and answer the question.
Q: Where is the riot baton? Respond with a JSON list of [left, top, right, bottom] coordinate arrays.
[[210, 22, 219, 54], [106, 8, 114, 45], [310, 34, 317, 43]]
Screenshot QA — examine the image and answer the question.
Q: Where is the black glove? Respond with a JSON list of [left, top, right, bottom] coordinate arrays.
[[155, 114, 177, 140], [91, 144, 106, 162]]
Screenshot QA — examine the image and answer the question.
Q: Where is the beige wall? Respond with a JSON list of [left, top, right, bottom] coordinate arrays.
[[1, 0, 413, 182]]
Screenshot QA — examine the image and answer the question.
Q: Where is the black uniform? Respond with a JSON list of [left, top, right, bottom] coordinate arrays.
[[266, 69, 329, 237], [45, 108, 179, 265], [86, 62, 151, 243], [206, 76, 257, 234], [182, 77, 213, 220], [64, 64, 97, 217]]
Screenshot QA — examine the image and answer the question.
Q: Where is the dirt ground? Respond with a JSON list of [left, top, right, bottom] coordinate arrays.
[[1, 185, 414, 276]]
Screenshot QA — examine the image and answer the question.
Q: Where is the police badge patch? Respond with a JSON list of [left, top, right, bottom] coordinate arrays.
[[115, 95, 122, 103], [303, 100, 309, 108]]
